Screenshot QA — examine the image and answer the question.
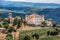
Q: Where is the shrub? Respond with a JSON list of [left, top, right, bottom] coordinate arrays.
[[47, 31, 59, 36], [23, 36, 30, 40], [14, 29, 16, 32], [4, 24, 9, 29], [32, 33, 39, 40], [8, 27, 14, 33], [53, 23, 57, 28], [6, 33, 13, 40], [47, 31, 50, 35], [0, 24, 2, 27]]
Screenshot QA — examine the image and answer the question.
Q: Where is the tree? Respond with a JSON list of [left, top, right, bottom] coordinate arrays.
[[7, 19, 10, 24], [32, 33, 39, 40], [53, 23, 57, 28], [6, 33, 13, 40], [20, 17, 27, 26], [8, 27, 14, 33], [0, 18, 1, 22], [47, 31, 50, 35], [23, 20, 27, 26], [55, 28, 60, 32], [0, 17, 4, 22], [47, 31, 59, 36], [17, 19, 22, 29], [3, 19, 8, 23], [23, 36, 30, 40], [1, 17, 4, 21], [50, 31, 59, 36], [0, 24, 2, 28], [13, 17, 21, 26], [20, 17, 23, 23], [17, 24, 21, 29], [4, 24, 9, 29], [13, 18, 17, 26], [13, 29, 16, 32], [42, 21, 47, 27]]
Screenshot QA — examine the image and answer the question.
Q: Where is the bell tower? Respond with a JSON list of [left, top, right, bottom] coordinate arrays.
[[8, 12, 12, 23]]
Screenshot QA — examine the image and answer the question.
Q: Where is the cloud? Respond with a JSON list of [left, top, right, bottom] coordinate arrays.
[[4, 0, 60, 4]]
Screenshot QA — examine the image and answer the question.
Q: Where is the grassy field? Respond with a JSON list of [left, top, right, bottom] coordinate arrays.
[[19, 27, 60, 40], [40, 36, 60, 40]]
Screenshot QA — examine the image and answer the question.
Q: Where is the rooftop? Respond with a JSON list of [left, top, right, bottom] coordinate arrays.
[[26, 14, 44, 18]]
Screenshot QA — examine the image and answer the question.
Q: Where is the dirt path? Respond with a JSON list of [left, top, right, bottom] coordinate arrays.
[[18, 26, 41, 31], [0, 33, 6, 40]]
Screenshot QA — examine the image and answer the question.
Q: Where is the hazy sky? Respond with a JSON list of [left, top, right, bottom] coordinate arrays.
[[4, 0, 60, 4]]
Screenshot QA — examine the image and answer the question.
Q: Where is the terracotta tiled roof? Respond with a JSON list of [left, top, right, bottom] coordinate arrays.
[[26, 14, 43, 18]]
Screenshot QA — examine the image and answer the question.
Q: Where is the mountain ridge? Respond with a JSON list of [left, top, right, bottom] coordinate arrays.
[[0, 1, 60, 8]]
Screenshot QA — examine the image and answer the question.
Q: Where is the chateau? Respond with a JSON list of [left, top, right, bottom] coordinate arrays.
[[25, 14, 44, 26]]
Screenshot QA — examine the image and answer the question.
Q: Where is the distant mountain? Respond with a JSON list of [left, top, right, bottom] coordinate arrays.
[[0, 1, 60, 8], [0, 8, 60, 24]]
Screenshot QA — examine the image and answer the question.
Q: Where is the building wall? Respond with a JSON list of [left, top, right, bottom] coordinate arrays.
[[46, 21, 52, 26], [25, 14, 44, 26], [33, 17, 42, 25]]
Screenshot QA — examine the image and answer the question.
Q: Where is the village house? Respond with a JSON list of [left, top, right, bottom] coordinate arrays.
[[25, 14, 44, 26], [46, 19, 53, 26]]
